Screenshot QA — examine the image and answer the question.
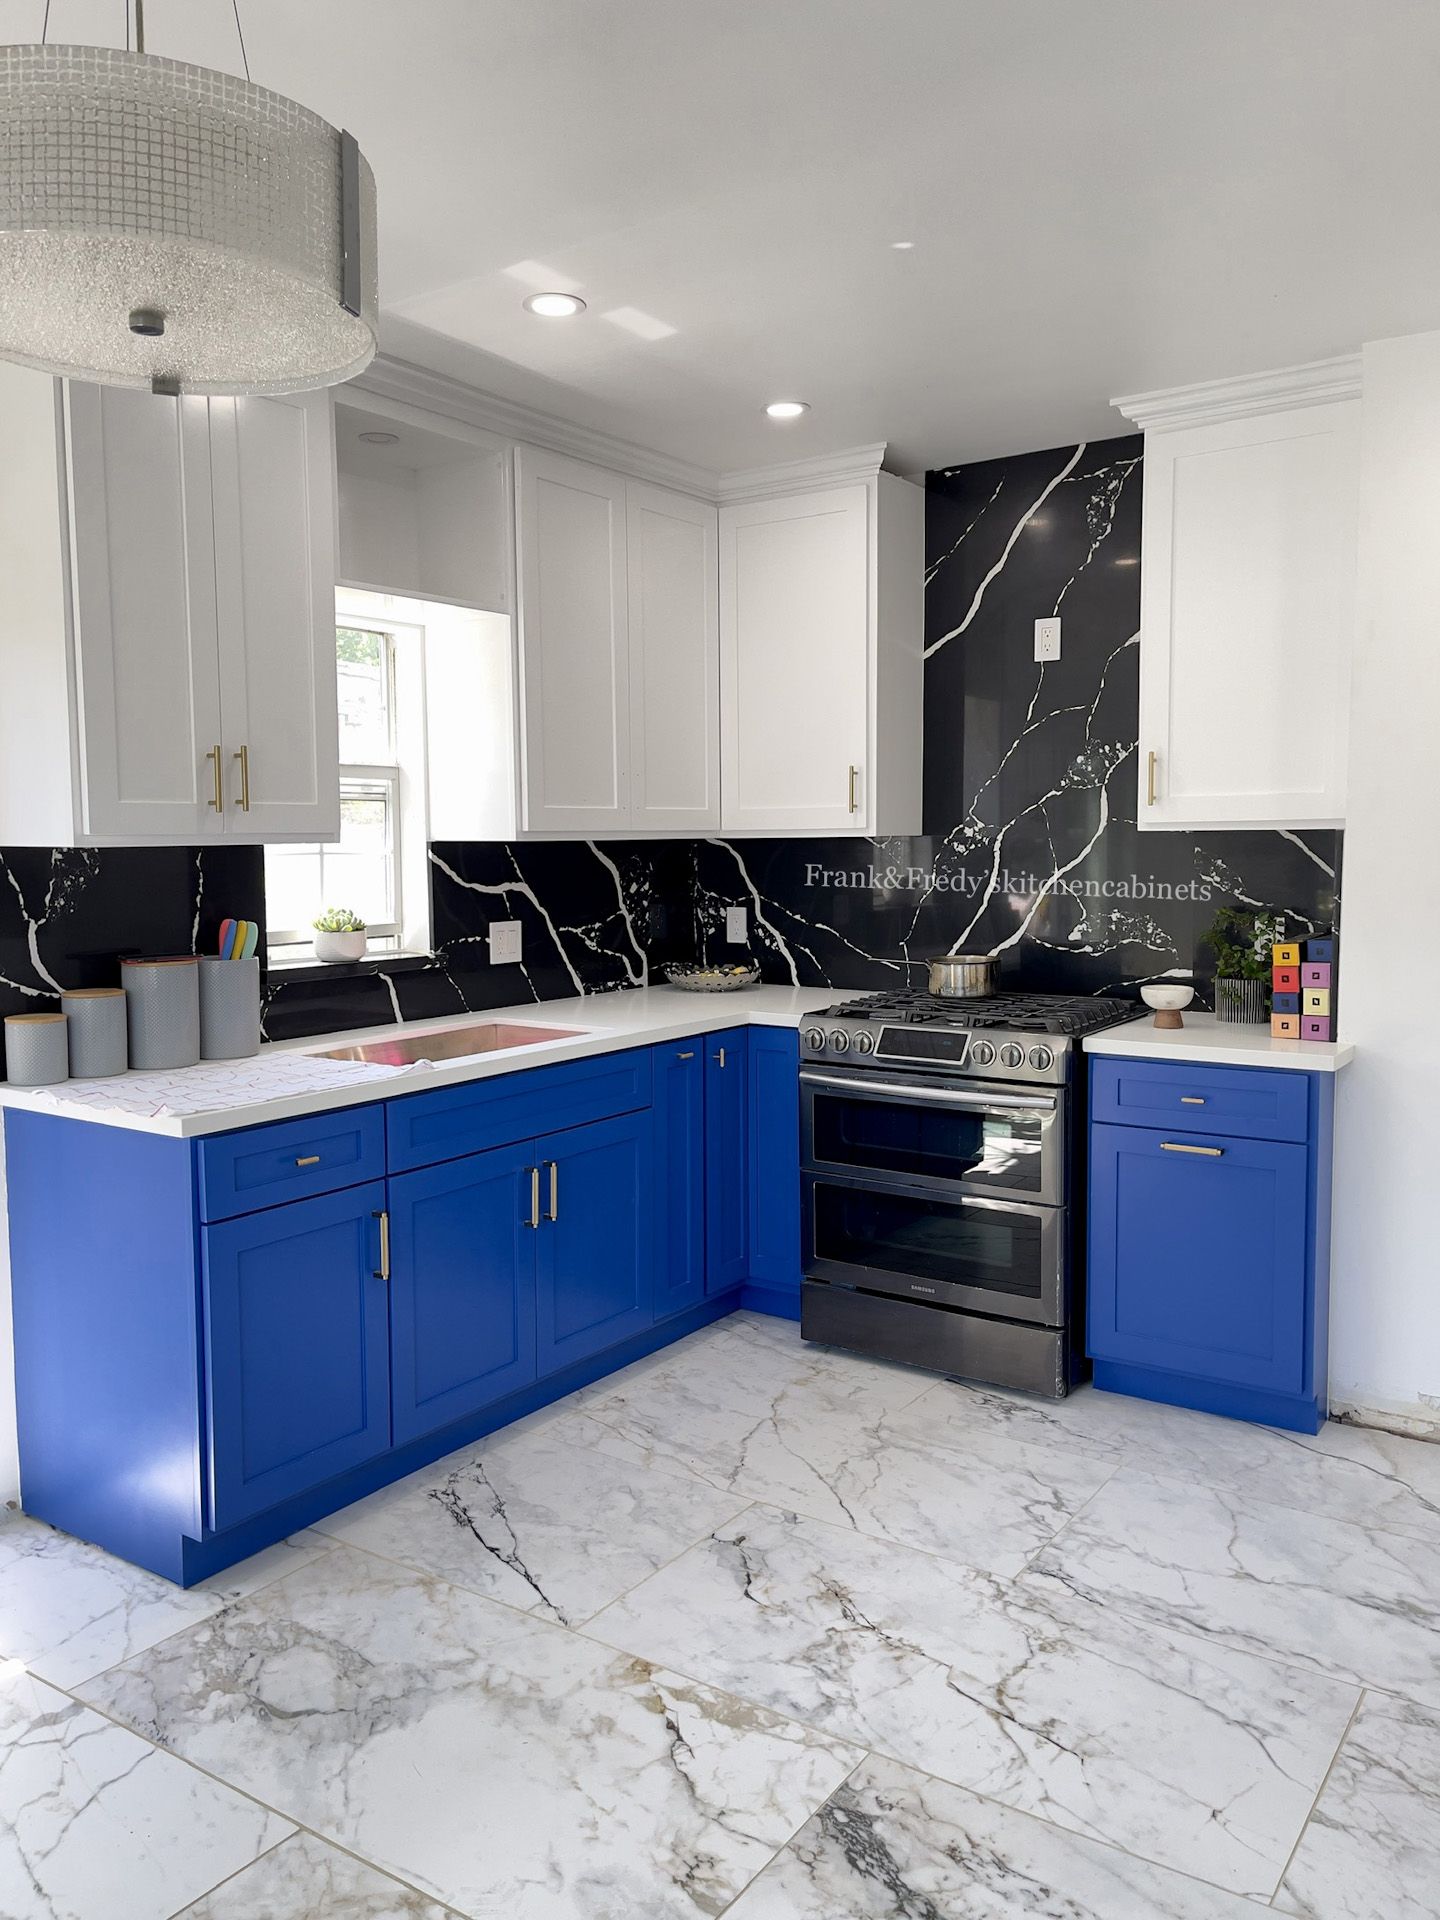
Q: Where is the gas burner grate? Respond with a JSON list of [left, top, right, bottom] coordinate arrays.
[[820, 990, 1137, 1037]]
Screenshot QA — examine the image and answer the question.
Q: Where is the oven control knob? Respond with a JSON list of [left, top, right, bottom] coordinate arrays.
[[852, 1029, 876, 1054], [802, 1026, 826, 1051], [1028, 1044, 1055, 1072], [999, 1042, 1025, 1069], [969, 1039, 996, 1066], [828, 1029, 851, 1053]]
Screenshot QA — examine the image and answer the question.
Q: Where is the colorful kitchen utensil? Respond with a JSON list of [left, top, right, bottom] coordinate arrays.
[[239, 922, 258, 961], [218, 917, 237, 959]]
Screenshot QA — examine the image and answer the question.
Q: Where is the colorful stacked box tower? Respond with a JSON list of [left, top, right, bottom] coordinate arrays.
[[1272, 936, 1335, 1041]]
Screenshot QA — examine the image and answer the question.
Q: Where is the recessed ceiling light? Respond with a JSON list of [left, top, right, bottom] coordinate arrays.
[[890, 239, 916, 250], [765, 400, 809, 420], [524, 291, 587, 318], [358, 430, 400, 445]]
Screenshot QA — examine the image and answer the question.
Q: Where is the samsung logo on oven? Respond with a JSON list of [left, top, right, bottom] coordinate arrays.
[[911, 1284, 938, 1295]]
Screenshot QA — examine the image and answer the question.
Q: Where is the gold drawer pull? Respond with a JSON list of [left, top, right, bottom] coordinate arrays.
[[372, 1208, 390, 1280], [676, 1050, 695, 1060], [295, 1154, 321, 1167], [524, 1166, 541, 1229], [206, 744, 223, 812], [1161, 1141, 1223, 1158], [545, 1160, 559, 1223], [1179, 1097, 1206, 1106], [1147, 749, 1158, 807], [233, 743, 251, 812], [847, 764, 860, 813]]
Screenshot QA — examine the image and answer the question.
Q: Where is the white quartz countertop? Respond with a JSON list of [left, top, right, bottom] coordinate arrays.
[[0, 984, 843, 1138], [1083, 1010, 1354, 1073]]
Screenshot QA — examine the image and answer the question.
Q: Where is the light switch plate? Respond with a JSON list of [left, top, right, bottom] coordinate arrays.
[[1034, 617, 1062, 662], [488, 919, 522, 965], [725, 905, 748, 943]]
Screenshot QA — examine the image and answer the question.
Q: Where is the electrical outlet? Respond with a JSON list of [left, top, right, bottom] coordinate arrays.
[[725, 905, 748, 943], [1034, 617, 1062, 662], [488, 919, 522, 965]]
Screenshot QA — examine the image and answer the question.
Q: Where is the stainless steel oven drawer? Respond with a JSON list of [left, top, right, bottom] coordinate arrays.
[[802, 1280, 1072, 1397]]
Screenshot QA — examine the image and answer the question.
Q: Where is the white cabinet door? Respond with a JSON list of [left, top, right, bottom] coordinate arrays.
[[64, 384, 224, 840], [626, 481, 719, 831], [1138, 401, 1358, 830], [515, 446, 630, 832], [210, 392, 339, 839], [719, 486, 869, 831]]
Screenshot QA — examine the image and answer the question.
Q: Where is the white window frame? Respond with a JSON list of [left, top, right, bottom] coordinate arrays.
[[267, 613, 433, 961]]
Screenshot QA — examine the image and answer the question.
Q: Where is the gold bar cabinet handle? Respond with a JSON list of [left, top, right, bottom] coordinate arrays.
[[847, 764, 860, 813], [714, 1045, 726, 1069], [676, 1050, 695, 1060], [1146, 749, 1158, 807], [524, 1166, 541, 1229], [206, 744, 223, 812], [545, 1160, 559, 1223], [1179, 1097, 1206, 1106], [372, 1208, 391, 1280], [233, 743, 251, 812], [295, 1154, 321, 1167], [1160, 1141, 1223, 1158]]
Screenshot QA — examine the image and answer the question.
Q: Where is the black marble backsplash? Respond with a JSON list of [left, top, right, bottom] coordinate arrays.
[[0, 430, 1339, 1073]]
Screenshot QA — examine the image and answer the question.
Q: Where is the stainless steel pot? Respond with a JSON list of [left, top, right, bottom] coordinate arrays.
[[927, 953, 999, 998]]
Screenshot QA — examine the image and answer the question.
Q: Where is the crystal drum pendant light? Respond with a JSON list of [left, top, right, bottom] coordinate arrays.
[[0, 2, 378, 394]]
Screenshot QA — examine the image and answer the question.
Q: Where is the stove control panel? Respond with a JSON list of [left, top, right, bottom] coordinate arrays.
[[799, 1021, 1075, 1083]]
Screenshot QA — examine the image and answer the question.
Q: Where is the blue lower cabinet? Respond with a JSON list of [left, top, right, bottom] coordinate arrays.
[[653, 1042, 706, 1320], [704, 1028, 750, 1295], [1087, 1057, 1332, 1433], [536, 1111, 655, 1372], [745, 1028, 802, 1313], [202, 1181, 393, 1529], [387, 1144, 538, 1445]]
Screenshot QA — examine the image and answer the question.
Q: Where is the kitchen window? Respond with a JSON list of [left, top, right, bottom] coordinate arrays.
[[265, 623, 427, 959]]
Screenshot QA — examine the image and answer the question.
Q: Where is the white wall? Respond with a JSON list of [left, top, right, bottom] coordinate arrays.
[[1329, 327, 1440, 1429]]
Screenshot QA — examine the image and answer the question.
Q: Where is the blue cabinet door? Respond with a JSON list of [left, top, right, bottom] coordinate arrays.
[[203, 1181, 391, 1529], [652, 1041, 706, 1321], [1088, 1121, 1310, 1394], [536, 1111, 655, 1372], [704, 1027, 750, 1295], [387, 1144, 539, 1445], [747, 1027, 802, 1302]]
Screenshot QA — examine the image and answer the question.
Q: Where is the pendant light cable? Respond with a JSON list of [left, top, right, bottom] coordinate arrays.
[[232, 0, 251, 81], [40, 1, 50, 45]]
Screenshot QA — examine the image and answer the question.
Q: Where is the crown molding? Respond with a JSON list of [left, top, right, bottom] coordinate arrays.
[[1112, 354, 1363, 432], [716, 443, 888, 503], [350, 353, 720, 498]]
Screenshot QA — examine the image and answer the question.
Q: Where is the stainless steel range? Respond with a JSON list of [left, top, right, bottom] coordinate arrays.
[[798, 988, 1140, 1397]]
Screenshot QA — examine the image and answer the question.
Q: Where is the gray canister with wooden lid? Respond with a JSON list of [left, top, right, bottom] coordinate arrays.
[[61, 987, 128, 1079], [4, 1011, 69, 1086], [122, 957, 201, 1070]]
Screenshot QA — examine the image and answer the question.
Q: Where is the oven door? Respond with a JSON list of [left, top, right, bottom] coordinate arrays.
[[801, 1066, 1064, 1207], [803, 1171, 1065, 1327]]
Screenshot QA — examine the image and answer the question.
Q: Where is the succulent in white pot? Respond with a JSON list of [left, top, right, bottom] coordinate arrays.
[[312, 907, 368, 963]]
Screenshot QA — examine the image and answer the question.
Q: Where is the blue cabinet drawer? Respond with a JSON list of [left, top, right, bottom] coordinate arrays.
[[1090, 1057, 1310, 1144], [387, 1047, 653, 1174], [198, 1105, 386, 1222]]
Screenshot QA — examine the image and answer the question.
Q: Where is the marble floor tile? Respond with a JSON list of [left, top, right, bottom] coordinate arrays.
[[1028, 1468, 1440, 1704], [315, 1421, 747, 1625], [1275, 1690, 1440, 1920], [0, 1666, 291, 1920], [176, 1831, 458, 1918], [0, 1512, 333, 1688], [80, 1544, 863, 1920], [903, 1376, 1440, 1541], [587, 1504, 1355, 1894], [725, 1754, 1263, 1919], [573, 1342, 1116, 1579]]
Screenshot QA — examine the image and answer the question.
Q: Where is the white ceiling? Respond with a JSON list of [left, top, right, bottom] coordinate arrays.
[[11, 0, 1440, 472]]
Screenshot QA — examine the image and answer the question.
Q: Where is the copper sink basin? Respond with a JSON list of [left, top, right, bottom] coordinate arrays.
[[314, 1021, 583, 1067]]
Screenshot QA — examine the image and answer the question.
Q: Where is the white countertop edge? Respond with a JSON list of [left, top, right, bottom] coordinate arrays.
[[0, 984, 843, 1137], [1083, 1011, 1354, 1073]]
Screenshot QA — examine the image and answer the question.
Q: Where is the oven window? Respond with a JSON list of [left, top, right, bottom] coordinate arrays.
[[812, 1182, 1044, 1299], [810, 1087, 1047, 1195]]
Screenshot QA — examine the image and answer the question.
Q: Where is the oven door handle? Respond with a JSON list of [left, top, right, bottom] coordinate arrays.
[[799, 1070, 1056, 1113]]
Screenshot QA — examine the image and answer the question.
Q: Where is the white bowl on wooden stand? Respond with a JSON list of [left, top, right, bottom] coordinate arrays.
[[1139, 984, 1196, 1030]]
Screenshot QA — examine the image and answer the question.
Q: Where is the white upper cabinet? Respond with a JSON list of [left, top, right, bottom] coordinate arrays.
[[515, 445, 631, 833], [626, 480, 719, 831], [718, 464, 923, 834], [210, 393, 339, 838], [1118, 360, 1360, 831], [0, 366, 337, 847]]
